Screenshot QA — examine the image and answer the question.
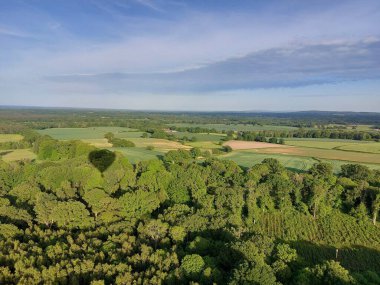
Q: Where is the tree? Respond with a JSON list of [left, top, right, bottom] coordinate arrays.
[[34, 192, 58, 227], [102, 154, 135, 193], [138, 219, 169, 248], [83, 188, 109, 218], [268, 137, 278, 144], [9, 182, 42, 206], [104, 132, 115, 141], [52, 201, 93, 229], [229, 260, 278, 285], [304, 177, 329, 219], [295, 260, 354, 285], [272, 244, 298, 282], [167, 178, 191, 204], [341, 164, 371, 181], [371, 190, 380, 225], [119, 189, 161, 220], [169, 226, 186, 243], [223, 145, 233, 153], [350, 202, 368, 224], [181, 254, 205, 280]]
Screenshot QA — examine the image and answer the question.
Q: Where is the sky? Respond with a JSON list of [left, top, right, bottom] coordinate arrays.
[[1, 0, 380, 111]]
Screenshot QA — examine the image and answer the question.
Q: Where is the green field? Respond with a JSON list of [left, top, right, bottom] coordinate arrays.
[[33, 127, 380, 172], [110, 147, 164, 164], [220, 150, 380, 172], [185, 141, 221, 149], [0, 134, 23, 142], [38, 127, 140, 140], [172, 131, 225, 142], [169, 123, 299, 132], [285, 139, 380, 154], [338, 143, 380, 153], [0, 149, 36, 162]]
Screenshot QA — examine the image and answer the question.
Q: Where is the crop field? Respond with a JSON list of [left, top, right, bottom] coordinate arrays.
[[169, 123, 299, 132], [38, 127, 139, 140], [221, 150, 380, 172], [285, 139, 363, 149], [110, 147, 164, 163], [185, 141, 221, 149], [224, 140, 286, 150], [0, 149, 36, 162], [81, 139, 112, 148], [286, 139, 380, 154], [338, 143, 380, 154], [256, 210, 380, 272], [256, 146, 380, 164], [34, 127, 380, 172], [0, 134, 23, 142], [225, 141, 380, 164], [127, 138, 191, 151], [172, 131, 225, 142]]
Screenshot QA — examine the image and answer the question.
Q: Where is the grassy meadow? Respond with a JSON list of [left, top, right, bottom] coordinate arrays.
[[169, 123, 299, 132], [0, 127, 368, 173], [110, 147, 164, 164], [172, 131, 225, 142], [0, 149, 36, 162], [220, 150, 380, 172], [38, 127, 140, 140], [0, 134, 23, 142], [285, 138, 380, 154]]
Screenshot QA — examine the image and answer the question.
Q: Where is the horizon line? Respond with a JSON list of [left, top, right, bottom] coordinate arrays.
[[0, 104, 379, 114]]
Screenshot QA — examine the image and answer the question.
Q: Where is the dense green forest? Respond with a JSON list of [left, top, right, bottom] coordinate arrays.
[[1, 129, 380, 284], [1, 108, 380, 130]]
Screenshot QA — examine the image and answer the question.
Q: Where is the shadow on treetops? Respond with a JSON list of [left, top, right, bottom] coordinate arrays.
[[88, 149, 116, 172]]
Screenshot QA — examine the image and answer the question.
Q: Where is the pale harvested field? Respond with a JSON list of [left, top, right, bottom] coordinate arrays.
[[251, 147, 380, 164], [82, 139, 112, 148], [223, 140, 380, 164], [224, 140, 288, 150], [129, 138, 192, 151], [0, 134, 23, 143], [1, 149, 36, 162]]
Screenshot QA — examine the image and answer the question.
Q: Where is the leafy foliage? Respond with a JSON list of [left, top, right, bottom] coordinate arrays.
[[0, 143, 380, 284]]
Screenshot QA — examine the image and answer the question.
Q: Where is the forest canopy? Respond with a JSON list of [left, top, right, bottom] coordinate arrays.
[[1, 132, 380, 284]]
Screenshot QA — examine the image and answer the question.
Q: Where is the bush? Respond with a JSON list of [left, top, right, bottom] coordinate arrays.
[[223, 145, 233, 153], [110, 138, 135, 147]]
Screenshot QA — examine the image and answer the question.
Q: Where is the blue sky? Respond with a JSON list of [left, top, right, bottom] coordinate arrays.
[[1, 0, 380, 111]]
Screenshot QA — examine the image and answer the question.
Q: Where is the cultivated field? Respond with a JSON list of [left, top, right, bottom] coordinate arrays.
[[30, 127, 380, 172], [38, 127, 139, 140], [0, 134, 23, 142], [0, 149, 36, 162], [125, 138, 191, 151], [286, 139, 380, 154], [224, 140, 287, 150], [169, 123, 299, 132], [110, 147, 165, 164], [221, 151, 380, 172], [172, 131, 225, 142], [222, 140, 380, 165]]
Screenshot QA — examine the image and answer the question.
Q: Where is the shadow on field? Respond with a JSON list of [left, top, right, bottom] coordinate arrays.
[[289, 240, 380, 272], [88, 149, 116, 172]]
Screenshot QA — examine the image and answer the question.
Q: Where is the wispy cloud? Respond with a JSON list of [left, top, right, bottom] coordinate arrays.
[[0, 26, 32, 38], [1, 0, 380, 111], [134, 0, 165, 12], [46, 39, 380, 93]]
